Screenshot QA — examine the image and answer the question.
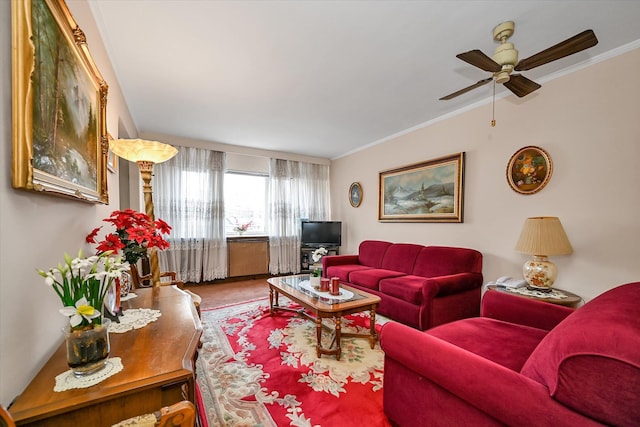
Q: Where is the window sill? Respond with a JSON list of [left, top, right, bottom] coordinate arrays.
[[227, 235, 269, 242]]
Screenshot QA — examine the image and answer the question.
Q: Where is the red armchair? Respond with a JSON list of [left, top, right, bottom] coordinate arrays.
[[379, 282, 640, 426]]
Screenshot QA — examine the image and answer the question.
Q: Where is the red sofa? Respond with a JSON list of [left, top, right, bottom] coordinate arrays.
[[379, 282, 640, 426], [322, 240, 483, 330]]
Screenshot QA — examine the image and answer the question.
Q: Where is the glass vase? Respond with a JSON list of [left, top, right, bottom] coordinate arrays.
[[63, 319, 111, 377]]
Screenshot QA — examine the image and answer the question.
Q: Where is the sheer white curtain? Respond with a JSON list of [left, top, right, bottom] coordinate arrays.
[[267, 159, 330, 274], [154, 147, 227, 282]]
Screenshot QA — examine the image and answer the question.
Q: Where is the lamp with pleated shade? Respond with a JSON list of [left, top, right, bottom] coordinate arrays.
[[515, 216, 573, 291]]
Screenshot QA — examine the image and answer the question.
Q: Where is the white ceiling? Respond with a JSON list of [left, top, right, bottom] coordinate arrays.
[[89, 1, 640, 159]]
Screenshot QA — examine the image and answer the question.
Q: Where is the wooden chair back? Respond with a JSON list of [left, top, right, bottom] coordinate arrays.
[[111, 400, 196, 427], [0, 406, 16, 427], [158, 401, 196, 427], [127, 259, 201, 319]]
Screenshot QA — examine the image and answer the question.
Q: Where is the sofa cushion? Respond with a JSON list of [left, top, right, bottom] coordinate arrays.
[[413, 246, 482, 277], [521, 282, 640, 427], [349, 269, 406, 291], [380, 244, 424, 274], [428, 318, 549, 372], [379, 275, 427, 305], [325, 264, 372, 283], [357, 240, 393, 268]]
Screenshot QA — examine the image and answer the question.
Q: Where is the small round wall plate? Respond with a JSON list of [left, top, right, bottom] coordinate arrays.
[[506, 146, 553, 195], [349, 182, 363, 207]]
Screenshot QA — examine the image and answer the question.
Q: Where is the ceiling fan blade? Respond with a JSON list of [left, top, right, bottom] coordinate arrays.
[[515, 29, 598, 71], [456, 50, 502, 72], [503, 74, 541, 98], [439, 78, 493, 100]]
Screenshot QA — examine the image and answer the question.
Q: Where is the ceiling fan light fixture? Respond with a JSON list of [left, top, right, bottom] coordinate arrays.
[[494, 70, 511, 84]]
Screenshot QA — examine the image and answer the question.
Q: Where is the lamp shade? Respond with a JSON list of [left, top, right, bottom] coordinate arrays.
[[515, 216, 573, 256], [110, 139, 177, 164]]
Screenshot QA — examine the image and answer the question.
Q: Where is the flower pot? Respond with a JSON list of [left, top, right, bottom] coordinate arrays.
[[63, 320, 110, 377], [310, 276, 320, 288], [129, 263, 146, 288]]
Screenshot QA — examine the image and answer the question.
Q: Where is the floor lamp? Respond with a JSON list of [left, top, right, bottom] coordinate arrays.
[[110, 138, 178, 287]]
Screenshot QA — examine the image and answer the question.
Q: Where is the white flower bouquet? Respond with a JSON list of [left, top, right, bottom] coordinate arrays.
[[311, 247, 328, 263], [38, 251, 127, 331]]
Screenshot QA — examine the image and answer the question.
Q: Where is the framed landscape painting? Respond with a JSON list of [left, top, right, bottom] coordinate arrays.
[[378, 153, 465, 223], [12, 0, 109, 203]]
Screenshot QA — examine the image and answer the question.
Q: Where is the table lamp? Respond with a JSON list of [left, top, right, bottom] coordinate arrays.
[[515, 216, 573, 291], [110, 138, 177, 287]]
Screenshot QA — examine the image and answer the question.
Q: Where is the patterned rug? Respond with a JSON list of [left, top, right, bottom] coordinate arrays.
[[196, 297, 391, 427]]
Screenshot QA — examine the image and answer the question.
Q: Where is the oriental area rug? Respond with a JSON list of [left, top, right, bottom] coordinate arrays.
[[195, 297, 392, 427]]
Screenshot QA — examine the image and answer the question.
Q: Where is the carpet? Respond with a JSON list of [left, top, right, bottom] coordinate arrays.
[[196, 297, 391, 427]]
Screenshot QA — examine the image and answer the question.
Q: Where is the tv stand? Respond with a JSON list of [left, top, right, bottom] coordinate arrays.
[[300, 245, 339, 273]]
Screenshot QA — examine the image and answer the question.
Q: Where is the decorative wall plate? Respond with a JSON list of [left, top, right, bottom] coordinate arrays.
[[349, 182, 363, 207], [506, 146, 553, 195]]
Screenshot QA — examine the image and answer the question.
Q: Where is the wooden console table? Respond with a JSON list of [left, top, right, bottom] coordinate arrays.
[[9, 286, 202, 426]]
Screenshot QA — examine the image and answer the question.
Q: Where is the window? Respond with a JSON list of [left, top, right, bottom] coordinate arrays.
[[224, 172, 267, 235], [164, 169, 216, 240]]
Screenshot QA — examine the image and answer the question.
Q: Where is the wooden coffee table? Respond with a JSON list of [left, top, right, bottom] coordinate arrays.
[[267, 274, 381, 360]]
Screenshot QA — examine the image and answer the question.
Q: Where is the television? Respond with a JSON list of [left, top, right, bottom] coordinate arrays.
[[301, 221, 342, 247]]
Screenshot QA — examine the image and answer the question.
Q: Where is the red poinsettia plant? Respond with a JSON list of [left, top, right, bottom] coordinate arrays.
[[86, 209, 171, 265]]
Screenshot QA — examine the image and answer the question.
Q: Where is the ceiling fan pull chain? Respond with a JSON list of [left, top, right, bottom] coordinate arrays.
[[491, 80, 497, 127]]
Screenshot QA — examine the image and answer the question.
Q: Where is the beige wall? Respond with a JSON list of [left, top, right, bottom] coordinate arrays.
[[0, 0, 136, 406], [330, 47, 640, 303]]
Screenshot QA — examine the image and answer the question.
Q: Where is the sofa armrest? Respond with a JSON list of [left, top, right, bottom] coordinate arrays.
[[422, 272, 483, 300], [481, 289, 575, 331], [379, 322, 601, 427], [322, 254, 359, 269]]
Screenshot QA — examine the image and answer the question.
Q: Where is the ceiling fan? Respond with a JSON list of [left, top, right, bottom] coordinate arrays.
[[440, 21, 598, 100]]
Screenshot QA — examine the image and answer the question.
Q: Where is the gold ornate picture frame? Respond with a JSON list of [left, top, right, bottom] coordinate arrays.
[[506, 146, 553, 195], [107, 133, 118, 173], [12, 0, 109, 203], [349, 182, 363, 207], [378, 152, 465, 223]]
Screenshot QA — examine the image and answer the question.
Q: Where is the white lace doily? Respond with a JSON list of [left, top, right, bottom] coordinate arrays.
[[120, 292, 138, 302], [109, 308, 162, 333], [54, 357, 123, 392], [506, 286, 568, 300], [299, 279, 354, 301]]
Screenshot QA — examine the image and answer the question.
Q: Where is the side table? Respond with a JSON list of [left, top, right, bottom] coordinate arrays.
[[486, 284, 582, 308]]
